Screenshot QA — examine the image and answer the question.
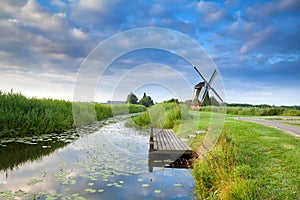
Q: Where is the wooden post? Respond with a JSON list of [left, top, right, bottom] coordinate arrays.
[[149, 127, 154, 150]]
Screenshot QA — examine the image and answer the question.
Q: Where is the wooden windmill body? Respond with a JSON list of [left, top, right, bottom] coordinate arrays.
[[190, 66, 223, 109]]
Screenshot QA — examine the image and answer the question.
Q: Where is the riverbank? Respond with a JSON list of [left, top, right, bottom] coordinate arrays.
[[186, 112, 299, 199], [0, 91, 146, 138], [130, 105, 299, 199]]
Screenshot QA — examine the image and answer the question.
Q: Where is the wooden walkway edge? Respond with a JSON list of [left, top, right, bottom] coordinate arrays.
[[148, 128, 197, 172]]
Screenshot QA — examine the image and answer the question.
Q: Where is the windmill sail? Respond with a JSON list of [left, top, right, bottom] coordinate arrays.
[[200, 69, 217, 103], [194, 66, 223, 104]]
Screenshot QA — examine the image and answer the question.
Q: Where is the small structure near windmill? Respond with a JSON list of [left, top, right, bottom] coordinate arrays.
[[190, 66, 223, 110]]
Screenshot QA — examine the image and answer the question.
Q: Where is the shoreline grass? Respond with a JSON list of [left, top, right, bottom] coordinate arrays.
[[128, 102, 190, 128], [0, 91, 146, 138], [185, 115, 300, 199]]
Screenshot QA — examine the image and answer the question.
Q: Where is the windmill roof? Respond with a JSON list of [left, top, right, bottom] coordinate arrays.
[[195, 82, 205, 89]]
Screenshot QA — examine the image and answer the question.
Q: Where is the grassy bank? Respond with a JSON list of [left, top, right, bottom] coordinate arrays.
[[0, 91, 146, 138], [201, 106, 300, 116], [174, 112, 299, 199], [132, 102, 299, 199], [129, 102, 190, 128]]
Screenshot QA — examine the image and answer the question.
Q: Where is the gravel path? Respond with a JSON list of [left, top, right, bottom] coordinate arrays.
[[237, 117, 300, 138]]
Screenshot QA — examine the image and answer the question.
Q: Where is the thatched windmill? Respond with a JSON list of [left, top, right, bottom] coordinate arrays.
[[190, 66, 223, 109]]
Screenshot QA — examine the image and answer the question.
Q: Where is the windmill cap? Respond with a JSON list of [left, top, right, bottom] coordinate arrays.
[[195, 82, 205, 89]]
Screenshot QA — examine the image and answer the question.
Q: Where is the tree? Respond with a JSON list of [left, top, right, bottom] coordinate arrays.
[[139, 92, 154, 107], [126, 92, 138, 104]]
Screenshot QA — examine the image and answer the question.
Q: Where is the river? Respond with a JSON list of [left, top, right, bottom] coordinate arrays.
[[0, 115, 196, 200]]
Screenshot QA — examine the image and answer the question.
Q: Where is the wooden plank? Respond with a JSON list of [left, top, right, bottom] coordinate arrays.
[[161, 130, 173, 150], [150, 128, 192, 151], [166, 129, 185, 150], [148, 128, 198, 171], [165, 129, 187, 150], [165, 130, 178, 150]]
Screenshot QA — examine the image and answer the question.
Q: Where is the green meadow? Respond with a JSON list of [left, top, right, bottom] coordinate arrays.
[[201, 106, 300, 116]]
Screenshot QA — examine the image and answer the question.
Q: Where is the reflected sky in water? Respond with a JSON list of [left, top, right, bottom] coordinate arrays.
[[0, 117, 195, 199]]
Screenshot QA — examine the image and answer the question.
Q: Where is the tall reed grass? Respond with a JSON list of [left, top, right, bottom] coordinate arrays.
[[0, 91, 146, 138], [192, 130, 259, 199]]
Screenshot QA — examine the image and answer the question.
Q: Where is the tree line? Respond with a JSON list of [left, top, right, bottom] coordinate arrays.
[[126, 92, 154, 107]]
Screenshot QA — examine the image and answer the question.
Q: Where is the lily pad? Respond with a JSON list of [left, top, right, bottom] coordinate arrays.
[[84, 188, 96, 193], [98, 189, 105, 193], [154, 190, 161, 194], [174, 183, 183, 187], [137, 178, 143, 182], [27, 179, 44, 186]]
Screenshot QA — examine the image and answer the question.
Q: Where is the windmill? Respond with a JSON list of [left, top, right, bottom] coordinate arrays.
[[190, 66, 223, 109]]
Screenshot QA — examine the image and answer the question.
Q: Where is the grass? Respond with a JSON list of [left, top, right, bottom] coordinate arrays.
[[132, 101, 300, 199], [282, 122, 300, 127], [201, 106, 300, 116], [184, 114, 300, 199], [0, 91, 146, 138], [129, 102, 190, 128], [129, 102, 300, 199]]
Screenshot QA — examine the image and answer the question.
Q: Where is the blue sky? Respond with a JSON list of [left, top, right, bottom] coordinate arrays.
[[0, 0, 299, 105]]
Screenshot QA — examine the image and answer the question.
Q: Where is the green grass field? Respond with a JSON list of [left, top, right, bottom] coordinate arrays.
[[175, 112, 299, 199], [201, 106, 300, 116]]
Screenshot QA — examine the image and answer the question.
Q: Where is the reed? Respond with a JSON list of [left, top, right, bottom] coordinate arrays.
[[0, 91, 146, 138]]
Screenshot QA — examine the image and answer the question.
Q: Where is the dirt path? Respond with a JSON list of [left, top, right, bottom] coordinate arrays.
[[236, 117, 300, 138]]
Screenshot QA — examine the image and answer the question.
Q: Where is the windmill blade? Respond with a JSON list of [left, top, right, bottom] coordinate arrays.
[[200, 69, 217, 103], [200, 87, 209, 103], [193, 66, 224, 103], [208, 69, 217, 85]]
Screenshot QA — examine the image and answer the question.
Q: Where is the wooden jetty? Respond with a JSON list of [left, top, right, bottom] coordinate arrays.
[[148, 128, 197, 172]]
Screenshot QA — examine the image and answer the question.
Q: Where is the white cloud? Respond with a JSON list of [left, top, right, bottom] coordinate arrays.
[[71, 28, 88, 40], [245, 0, 300, 22], [196, 1, 226, 23], [238, 26, 276, 54], [20, 0, 66, 32], [77, 0, 123, 13]]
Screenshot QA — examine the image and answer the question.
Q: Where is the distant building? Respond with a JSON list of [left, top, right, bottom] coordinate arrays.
[[106, 100, 126, 105]]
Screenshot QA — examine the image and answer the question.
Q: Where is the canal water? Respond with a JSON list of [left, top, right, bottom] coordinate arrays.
[[0, 115, 196, 199]]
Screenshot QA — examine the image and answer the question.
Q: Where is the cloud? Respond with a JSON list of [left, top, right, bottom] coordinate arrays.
[[71, 27, 88, 40], [19, 0, 66, 32], [244, 0, 300, 22], [0, 0, 299, 105], [196, 1, 228, 23]]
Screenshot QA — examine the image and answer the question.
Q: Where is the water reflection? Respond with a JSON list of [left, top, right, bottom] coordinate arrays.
[[0, 141, 67, 172], [0, 116, 195, 199]]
